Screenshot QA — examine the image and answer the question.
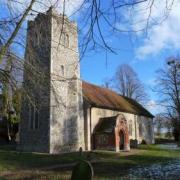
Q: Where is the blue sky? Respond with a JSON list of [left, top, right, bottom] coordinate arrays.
[[79, 0, 180, 114], [80, 35, 165, 114], [1, 0, 180, 115]]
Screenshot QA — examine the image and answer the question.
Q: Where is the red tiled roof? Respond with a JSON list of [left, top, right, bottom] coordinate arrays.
[[82, 81, 154, 118]]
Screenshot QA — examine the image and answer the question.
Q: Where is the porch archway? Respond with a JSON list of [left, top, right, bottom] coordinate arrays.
[[115, 114, 130, 151]]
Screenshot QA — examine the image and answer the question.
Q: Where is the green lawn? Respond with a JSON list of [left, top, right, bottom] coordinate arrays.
[[0, 144, 180, 179]]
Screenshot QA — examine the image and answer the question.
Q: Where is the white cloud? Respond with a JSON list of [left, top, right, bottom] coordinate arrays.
[[145, 100, 165, 115], [133, 0, 180, 59]]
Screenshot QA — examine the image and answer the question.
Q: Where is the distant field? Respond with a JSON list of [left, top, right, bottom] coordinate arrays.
[[0, 144, 180, 179]]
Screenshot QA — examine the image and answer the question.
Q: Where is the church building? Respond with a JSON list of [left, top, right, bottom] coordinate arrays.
[[19, 8, 154, 154]]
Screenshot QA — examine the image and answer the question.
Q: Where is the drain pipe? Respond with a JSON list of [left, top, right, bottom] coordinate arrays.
[[134, 115, 137, 140]]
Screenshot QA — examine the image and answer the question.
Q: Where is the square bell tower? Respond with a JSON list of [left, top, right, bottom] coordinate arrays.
[[20, 7, 85, 153]]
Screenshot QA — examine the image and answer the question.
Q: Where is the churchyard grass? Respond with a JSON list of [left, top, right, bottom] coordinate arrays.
[[0, 144, 180, 179]]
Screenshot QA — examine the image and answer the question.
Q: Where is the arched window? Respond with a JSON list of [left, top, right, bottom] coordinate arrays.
[[148, 123, 152, 137], [34, 31, 40, 47], [139, 123, 142, 137], [129, 120, 132, 136], [98, 135, 108, 145], [28, 102, 39, 130], [29, 102, 34, 129]]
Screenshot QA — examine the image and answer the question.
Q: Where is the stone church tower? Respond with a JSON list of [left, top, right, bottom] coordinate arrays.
[[20, 8, 85, 153]]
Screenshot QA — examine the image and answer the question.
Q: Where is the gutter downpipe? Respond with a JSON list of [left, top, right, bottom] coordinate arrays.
[[90, 106, 93, 150], [135, 115, 137, 140]]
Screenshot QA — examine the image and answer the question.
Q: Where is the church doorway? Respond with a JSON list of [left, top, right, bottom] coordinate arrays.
[[119, 130, 125, 150], [114, 114, 130, 151]]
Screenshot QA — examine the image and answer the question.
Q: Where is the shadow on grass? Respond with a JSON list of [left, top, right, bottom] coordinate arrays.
[[1, 169, 71, 180], [0, 144, 180, 179], [0, 144, 82, 171]]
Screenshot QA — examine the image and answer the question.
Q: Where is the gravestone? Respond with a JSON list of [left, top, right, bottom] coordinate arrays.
[[71, 160, 94, 180], [130, 139, 138, 148], [71, 147, 93, 180]]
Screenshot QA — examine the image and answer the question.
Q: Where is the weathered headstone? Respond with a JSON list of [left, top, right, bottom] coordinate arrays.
[[71, 160, 94, 180], [130, 139, 138, 148], [71, 147, 93, 180]]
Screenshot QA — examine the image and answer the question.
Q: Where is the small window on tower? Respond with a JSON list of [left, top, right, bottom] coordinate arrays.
[[61, 33, 69, 47], [35, 108, 39, 129], [61, 65, 64, 76], [34, 31, 40, 47], [37, 33, 40, 46], [148, 123, 152, 137], [65, 34, 69, 47]]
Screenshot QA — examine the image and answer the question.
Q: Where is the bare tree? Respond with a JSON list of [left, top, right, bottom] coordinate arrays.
[[113, 64, 148, 105], [0, 0, 175, 108], [155, 57, 180, 144], [154, 113, 173, 138], [0, 52, 23, 141], [0, 0, 176, 62], [154, 113, 165, 137]]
